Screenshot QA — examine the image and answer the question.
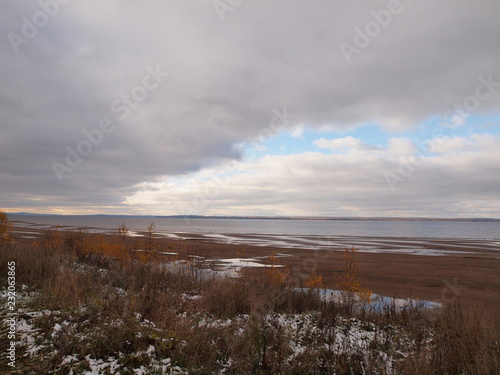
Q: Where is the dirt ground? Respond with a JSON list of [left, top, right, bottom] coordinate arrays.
[[176, 235, 500, 311]]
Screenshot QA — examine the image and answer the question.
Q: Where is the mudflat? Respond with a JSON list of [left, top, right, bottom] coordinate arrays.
[[10, 222, 500, 311], [169, 234, 500, 311]]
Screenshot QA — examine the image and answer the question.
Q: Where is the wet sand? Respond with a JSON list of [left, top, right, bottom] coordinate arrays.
[[173, 233, 500, 311], [9, 221, 500, 311]]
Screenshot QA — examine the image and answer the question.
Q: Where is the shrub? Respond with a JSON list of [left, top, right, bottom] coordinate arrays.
[[0, 210, 11, 242], [335, 247, 372, 311]]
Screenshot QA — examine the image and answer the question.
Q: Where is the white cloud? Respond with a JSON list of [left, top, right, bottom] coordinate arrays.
[[315, 136, 364, 150], [427, 134, 500, 154], [314, 136, 384, 153], [386, 138, 416, 155], [290, 126, 304, 139], [124, 133, 500, 217]]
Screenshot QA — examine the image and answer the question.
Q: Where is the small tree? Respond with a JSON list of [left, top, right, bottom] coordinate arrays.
[[0, 210, 11, 242], [117, 222, 129, 240], [335, 247, 371, 311], [145, 222, 156, 252], [265, 251, 289, 285]]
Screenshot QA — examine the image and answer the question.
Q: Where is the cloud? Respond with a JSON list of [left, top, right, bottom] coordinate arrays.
[[314, 136, 380, 151], [1, 0, 500, 215], [290, 126, 304, 139], [124, 133, 500, 217], [427, 134, 499, 154], [386, 138, 416, 155]]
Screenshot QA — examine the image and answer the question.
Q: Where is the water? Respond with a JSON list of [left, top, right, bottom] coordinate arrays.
[[295, 288, 442, 310], [9, 215, 500, 239]]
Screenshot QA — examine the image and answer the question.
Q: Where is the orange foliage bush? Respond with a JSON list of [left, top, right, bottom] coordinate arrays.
[[305, 271, 324, 289], [34, 226, 131, 263], [335, 247, 371, 305], [0, 210, 12, 242], [265, 252, 289, 285], [35, 226, 64, 251]]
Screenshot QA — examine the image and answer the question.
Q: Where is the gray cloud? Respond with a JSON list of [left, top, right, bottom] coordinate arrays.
[[1, 0, 500, 214]]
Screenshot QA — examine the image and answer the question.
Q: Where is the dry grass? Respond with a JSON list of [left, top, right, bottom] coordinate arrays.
[[1, 227, 499, 374]]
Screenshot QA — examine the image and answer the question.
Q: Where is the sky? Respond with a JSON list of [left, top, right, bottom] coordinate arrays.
[[1, 0, 500, 218]]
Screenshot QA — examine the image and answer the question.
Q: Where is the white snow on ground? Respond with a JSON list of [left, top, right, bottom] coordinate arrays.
[[61, 354, 78, 365], [1, 284, 437, 374], [276, 312, 424, 374], [198, 314, 250, 330], [181, 293, 202, 300], [0, 285, 188, 374], [17, 317, 41, 355], [51, 323, 62, 338], [195, 311, 422, 374], [7, 308, 416, 375], [82, 355, 120, 375]]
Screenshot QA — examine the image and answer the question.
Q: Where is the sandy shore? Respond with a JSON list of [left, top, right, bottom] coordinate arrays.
[[9, 221, 500, 311]]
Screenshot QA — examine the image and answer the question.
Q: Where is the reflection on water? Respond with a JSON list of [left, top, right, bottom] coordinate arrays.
[[295, 288, 442, 310]]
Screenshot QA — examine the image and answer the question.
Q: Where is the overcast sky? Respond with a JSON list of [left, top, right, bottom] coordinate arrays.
[[1, 0, 500, 217]]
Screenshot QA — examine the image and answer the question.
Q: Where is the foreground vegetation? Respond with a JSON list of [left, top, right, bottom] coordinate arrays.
[[1, 221, 499, 374]]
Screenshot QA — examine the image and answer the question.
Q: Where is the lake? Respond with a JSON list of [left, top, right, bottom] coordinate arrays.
[[9, 215, 500, 255], [9, 215, 500, 239]]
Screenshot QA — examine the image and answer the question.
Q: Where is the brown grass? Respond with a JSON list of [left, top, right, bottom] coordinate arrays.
[[1, 226, 499, 374]]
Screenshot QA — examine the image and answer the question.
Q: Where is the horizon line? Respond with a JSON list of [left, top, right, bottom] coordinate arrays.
[[6, 212, 500, 222]]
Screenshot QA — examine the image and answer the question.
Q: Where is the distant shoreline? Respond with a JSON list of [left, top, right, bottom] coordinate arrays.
[[7, 213, 500, 222], [156, 215, 500, 222]]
